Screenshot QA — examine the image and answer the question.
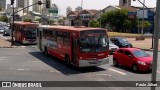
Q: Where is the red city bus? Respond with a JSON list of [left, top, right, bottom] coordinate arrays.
[[37, 26, 109, 67], [13, 22, 38, 44]]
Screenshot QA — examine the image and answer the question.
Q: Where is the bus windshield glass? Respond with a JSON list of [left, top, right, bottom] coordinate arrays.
[[23, 27, 36, 39], [79, 35, 108, 53]]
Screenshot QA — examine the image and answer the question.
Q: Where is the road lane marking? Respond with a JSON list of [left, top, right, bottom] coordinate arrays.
[[30, 61, 42, 63], [109, 68, 127, 75], [0, 57, 5, 58], [157, 71, 160, 74], [0, 59, 3, 60], [32, 46, 35, 48], [17, 69, 25, 71], [21, 46, 26, 47], [97, 74, 111, 76], [0, 34, 8, 39], [50, 71, 61, 73], [9, 68, 14, 70]]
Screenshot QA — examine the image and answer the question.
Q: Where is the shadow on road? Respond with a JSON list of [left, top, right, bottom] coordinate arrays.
[[29, 51, 106, 75]]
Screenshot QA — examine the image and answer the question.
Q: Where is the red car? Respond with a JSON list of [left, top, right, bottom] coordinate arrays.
[[113, 48, 152, 72]]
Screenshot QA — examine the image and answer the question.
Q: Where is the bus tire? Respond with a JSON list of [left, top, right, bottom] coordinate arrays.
[[44, 46, 48, 56], [65, 56, 70, 66]]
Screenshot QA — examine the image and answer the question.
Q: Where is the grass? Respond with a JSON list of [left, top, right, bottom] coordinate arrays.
[[108, 32, 142, 38]]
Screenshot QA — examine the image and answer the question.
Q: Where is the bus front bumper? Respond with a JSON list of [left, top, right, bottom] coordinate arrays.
[[79, 57, 109, 67], [23, 40, 37, 44]]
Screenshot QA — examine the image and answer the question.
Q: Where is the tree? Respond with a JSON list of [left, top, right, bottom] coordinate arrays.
[[58, 19, 64, 25], [100, 9, 136, 32], [23, 19, 32, 22], [89, 20, 100, 28], [0, 16, 9, 23], [137, 20, 151, 29], [47, 20, 55, 25]]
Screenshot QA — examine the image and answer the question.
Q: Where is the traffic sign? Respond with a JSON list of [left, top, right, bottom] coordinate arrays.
[[48, 10, 58, 13]]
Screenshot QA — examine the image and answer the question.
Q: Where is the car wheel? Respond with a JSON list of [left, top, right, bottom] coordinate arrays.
[[3, 32, 6, 36], [132, 64, 138, 72], [113, 58, 118, 67]]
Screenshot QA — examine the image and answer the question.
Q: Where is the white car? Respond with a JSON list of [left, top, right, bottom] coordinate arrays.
[[109, 39, 119, 54], [0, 26, 4, 33], [3, 26, 11, 36]]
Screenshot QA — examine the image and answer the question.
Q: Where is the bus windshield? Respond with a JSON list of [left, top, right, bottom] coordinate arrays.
[[79, 35, 108, 52], [23, 27, 36, 39]]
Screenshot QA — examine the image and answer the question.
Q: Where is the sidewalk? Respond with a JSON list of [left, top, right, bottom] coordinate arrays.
[[0, 39, 12, 48], [126, 38, 160, 51], [0, 37, 160, 51]]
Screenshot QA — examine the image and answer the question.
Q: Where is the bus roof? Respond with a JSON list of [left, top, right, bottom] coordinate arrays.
[[48, 26, 107, 32], [14, 22, 38, 25]]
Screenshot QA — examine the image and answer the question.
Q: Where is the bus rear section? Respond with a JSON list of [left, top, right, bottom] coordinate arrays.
[[37, 26, 109, 67], [13, 22, 38, 44]]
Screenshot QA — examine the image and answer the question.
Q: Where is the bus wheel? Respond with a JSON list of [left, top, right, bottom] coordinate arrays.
[[65, 56, 70, 66], [44, 47, 48, 56]]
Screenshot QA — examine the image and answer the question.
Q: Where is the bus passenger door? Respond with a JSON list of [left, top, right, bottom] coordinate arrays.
[[39, 31, 42, 51], [71, 37, 78, 65]]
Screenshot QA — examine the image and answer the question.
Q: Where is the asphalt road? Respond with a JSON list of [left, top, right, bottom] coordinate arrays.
[[0, 45, 160, 90], [0, 34, 160, 90]]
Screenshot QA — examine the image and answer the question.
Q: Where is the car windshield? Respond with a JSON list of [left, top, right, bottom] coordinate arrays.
[[79, 35, 108, 52], [132, 50, 150, 57], [118, 38, 128, 43], [109, 39, 114, 44]]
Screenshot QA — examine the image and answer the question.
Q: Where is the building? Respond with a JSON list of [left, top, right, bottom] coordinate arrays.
[[32, 0, 41, 13], [16, 0, 29, 13], [67, 9, 99, 26], [75, 6, 82, 12], [66, 6, 72, 16], [0, 0, 6, 10], [119, 0, 131, 6]]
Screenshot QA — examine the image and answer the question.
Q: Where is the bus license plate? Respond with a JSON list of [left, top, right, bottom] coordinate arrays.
[[89, 60, 99, 64]]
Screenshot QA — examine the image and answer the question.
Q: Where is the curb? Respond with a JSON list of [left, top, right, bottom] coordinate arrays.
[[139, 48, 160, 52], [0, 46, 12, 48]]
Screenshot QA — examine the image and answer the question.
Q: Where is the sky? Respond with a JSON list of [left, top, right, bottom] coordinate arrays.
[[6, 0, 157, 16]]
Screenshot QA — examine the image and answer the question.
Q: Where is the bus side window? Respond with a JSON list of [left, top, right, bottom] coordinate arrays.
[[63, 32, 70, 45], [51, 30, 57, 41], [37, 28, 39, 37], [57, 31, 63, 43]]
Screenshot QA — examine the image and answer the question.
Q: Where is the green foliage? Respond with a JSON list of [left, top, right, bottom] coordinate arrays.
[[47, 20, 55, 25], [58, 19, 64, 24], [137, 21, 151, 28], [74, 19, 82, 26], [0, 16, 9, 23], [23, 19, 32, 22], [100, 9, 137, 32], [89, 20, 100, 28]]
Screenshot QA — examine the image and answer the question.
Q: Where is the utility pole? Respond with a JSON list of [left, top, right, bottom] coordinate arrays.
[[141, 0, 145, 35], [81, 0, 83, 26], [11, 0, 15, 46], [151, 0, 160, 89], [133, 1, 159, 90]]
